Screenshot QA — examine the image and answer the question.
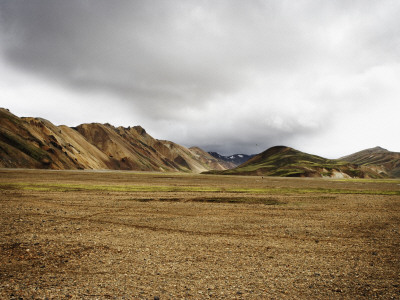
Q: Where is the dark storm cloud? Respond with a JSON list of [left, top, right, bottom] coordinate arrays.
[[1, 2, 235, 103], [1, 0, 399, 156], [0, 0, 317, 111]]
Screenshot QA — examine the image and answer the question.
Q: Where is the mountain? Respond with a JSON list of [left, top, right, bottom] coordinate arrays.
[[2, 108, 397, 177], [0, 108, 230, 173], [189, 147, 236, 170], [208, 152, 254, 166], [341, 146, 400, 177], [205, 146, 388, 178]]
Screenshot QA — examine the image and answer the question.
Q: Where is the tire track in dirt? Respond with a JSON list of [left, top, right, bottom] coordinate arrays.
[[57, 215, 257, 238]]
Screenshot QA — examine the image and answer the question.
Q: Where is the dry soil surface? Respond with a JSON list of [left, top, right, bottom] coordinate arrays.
[[0, 169, 399, 299]]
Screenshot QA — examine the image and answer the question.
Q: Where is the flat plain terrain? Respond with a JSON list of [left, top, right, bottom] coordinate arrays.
[[0, 169, 399, 299]]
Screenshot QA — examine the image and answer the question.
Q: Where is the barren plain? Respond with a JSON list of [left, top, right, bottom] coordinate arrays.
[[0, 169, 399, 299]]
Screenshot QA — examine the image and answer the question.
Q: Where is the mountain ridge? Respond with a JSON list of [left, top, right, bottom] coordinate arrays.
[[1, 108, 399, 177], [0, 108, 231, 173]]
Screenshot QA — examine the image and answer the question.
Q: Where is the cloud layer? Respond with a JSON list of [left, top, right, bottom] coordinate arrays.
[[1, 0, 399, 157]]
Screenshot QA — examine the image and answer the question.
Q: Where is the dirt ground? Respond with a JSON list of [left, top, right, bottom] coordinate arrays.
[[0, 169, 399, 299]]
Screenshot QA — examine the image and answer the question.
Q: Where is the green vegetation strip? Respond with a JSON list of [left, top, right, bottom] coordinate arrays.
[[0, 182, 399, 196], [0, 183, 219, 193], [335, 178, 400, 183]]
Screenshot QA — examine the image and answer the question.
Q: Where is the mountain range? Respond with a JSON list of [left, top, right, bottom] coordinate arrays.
[[208, 152, 255, 166], [0, 108, 232, 172], [205, 146, 400, 178], [1, 108, 399, 178]]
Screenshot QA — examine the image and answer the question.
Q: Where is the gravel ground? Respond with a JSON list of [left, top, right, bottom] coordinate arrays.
[[0, 169, 399, 299]]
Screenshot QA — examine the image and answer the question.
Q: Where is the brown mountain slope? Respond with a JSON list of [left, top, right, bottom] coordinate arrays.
[[24, 117, 114, 170], [76, 123, 200, 172], [0, 108, 114, 169], [75, 123, 165, 171], [189, 147, 236, 170], [0, 109, 48, 168], [154, 141, 226, 173], [0, 108, 229, 173], [341, 147, 400, 177]]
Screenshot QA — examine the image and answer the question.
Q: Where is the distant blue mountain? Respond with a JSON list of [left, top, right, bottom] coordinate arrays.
[[208, 152, 255, 166]]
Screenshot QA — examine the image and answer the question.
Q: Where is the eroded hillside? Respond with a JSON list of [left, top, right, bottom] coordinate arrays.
[[0, 108, 230, 172], [341, 146, 400, 177]]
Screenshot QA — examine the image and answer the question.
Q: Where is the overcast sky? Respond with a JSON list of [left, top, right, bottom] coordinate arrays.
[[0, 0, 399, 157]]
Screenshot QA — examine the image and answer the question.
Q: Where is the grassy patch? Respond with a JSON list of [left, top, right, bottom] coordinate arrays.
[[0, 182, 398, 196], [0, 183, 221, 193], [335, 178, 400, 183]]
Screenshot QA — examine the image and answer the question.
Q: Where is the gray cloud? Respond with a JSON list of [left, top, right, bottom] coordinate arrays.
[[1, 0, 399, 156]]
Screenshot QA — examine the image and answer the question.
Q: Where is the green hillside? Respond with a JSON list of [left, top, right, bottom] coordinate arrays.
[[205, 146, 386, 178], [341, 147, 400, 177]]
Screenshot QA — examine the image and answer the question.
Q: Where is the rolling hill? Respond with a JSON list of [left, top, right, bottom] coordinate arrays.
[[341, 146, 400, 177], [205, 146, 388, 178], [0, 108, 231, 172]]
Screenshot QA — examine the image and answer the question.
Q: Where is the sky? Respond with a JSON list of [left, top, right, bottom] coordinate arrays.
[[0, 0, 399, 158]]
